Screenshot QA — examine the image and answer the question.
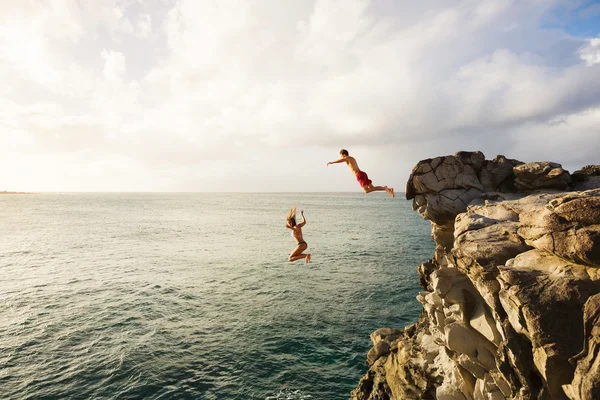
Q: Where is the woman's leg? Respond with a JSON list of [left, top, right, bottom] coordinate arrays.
[[288, 244, 308, 262]]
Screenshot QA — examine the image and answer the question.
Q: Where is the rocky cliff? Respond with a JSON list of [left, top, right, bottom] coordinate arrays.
[[351, 152, 600, 400]]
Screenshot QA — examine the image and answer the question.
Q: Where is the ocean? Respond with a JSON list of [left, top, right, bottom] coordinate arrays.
[[0, 193, 434, 400]]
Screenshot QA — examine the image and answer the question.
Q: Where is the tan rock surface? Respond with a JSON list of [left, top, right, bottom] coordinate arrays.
[[353, 152, 600, 400]]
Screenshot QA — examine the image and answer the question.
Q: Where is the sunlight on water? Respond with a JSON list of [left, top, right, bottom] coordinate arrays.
[[0, 193, 434, 399], [266, 389, 314, 399]]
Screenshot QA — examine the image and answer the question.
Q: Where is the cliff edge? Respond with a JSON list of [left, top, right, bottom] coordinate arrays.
[[351, 151, 600, 400]]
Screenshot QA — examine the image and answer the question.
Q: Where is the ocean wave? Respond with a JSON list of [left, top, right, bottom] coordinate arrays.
[[265, 389, 314, 400]]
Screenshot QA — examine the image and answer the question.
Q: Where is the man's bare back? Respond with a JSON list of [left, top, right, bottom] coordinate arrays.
[[327, 149, 394, 198]]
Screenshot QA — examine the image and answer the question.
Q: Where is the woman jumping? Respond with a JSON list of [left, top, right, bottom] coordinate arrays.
[[286, 206, 311, 263]]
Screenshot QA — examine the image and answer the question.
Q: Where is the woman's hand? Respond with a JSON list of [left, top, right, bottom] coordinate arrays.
[[301, 210, 304, 214]]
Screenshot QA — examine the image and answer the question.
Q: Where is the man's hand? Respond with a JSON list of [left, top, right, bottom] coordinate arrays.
[[326, 162, 331, 166]]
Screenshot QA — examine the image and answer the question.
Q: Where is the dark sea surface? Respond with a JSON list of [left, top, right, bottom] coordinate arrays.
[[0, 193, 434, 400]]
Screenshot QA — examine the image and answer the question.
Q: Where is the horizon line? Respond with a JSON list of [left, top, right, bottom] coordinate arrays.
[[3, 191, 407, 194]]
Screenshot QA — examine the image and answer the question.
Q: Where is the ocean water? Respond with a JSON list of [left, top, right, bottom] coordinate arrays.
[[0, 193, 434, 400]]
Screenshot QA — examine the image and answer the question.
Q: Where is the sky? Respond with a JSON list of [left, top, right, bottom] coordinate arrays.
[[1, 0, 599, 192]]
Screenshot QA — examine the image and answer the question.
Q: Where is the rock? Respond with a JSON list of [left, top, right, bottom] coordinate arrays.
[[418, 259, 438, 290], [371, 328, 403, 346], [479, 156, 523, 193], [452, 207, 532, 313], [563, 293, 600, 400], [473, 374, 506, 400], [571, 165, 600, 191], [367, 341, 391, 366], [497, 249, 600, 399], [407, 152, 525, 226], [445, 322, 497, 371], [413, 188, 484, 224], [513, 161, 571, 190], [517, 190, 600, 268], [384, 338, 437, 398], [353, 153, 600, 400], [432, 221, 456, 263], [435, 362, 474, 400], [352, 329, 438, 399], [351, 358, 393, 400], [407, 152, 500, 224]]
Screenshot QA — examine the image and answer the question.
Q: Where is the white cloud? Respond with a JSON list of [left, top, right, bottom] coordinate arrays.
[[1, 0, 600, 191], [101, 49, 127, 82], [136, 13, 152, 37], [508, 107, 600, 171], [581, 37, 600, 65]]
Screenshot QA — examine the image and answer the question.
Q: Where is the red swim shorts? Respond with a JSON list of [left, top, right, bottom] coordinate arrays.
[[355, 171, 372, 187]]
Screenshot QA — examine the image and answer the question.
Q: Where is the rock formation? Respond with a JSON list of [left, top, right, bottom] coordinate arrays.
[[351, 152, 600, 400]]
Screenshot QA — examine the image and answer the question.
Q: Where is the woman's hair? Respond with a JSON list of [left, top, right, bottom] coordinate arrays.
[[287, 206, 297, 227]]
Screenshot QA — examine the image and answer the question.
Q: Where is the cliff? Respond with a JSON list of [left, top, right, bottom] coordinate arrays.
[[351, 152, 600, 400]]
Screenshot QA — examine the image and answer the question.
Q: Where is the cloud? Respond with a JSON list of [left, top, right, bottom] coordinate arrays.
[[1, 0, 600, 191], [136, 13, 152, 37], [101, 50, 127, 82], [581, 37, 600, 65], [508, 106, 600, 171]]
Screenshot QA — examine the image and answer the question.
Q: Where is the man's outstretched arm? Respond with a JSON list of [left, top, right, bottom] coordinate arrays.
[[327, 158, 345, 166]]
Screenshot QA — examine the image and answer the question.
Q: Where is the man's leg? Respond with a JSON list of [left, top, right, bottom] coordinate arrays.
[[363, 184, 395, 198], [362, 184, 386, 193]]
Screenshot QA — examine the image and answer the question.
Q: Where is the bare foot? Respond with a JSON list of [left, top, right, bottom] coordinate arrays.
[[305, 254, 311, 264], [389, 187, 395, 198]]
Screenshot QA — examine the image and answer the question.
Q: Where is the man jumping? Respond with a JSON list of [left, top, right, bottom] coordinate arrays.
[[327, 149, 394, 198]]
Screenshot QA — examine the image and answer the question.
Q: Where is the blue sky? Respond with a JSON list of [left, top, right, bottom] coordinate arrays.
[[543, 1, 600, 37], [0, 0, 599, 192]]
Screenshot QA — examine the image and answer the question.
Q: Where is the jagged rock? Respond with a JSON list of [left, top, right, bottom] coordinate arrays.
[[368, 341, 392, 366], [366, 328, 406, 366], [479, 156, 523, 193], [419, 260, 438, 290], [564, 294, 600, 400], [371, 328, 403, 345], [435, 361, 474, 400], [473, 373, 506, 400], [352, 358, 393, 400], [498, 250, 600, 398], [513, 162, 571, 190], [354, 153, 600, 400], [384, 337, 437, 398], [413, 189, 484, 224], [407, 152, 523, 224], [445, 321, 497, 371], [517, 190, 600, 267], [571, 165, 600, 191], [432, 221, 456, 263], [452, 201, 532, 314], [352, 324, 438, 399]]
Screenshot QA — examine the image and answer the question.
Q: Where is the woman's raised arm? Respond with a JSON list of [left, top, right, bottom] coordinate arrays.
[[298, 210, 307, 227]]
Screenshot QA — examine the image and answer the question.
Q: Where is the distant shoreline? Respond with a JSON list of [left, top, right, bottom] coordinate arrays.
[[1, 191, 35, 194]]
